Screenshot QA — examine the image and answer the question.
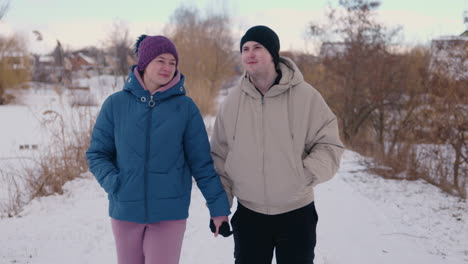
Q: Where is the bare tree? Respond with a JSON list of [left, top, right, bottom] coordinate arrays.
[[305, 0, 467, 198], [464, 10, 467, 28], [165, 6, 236, 115], [0, 0, 10, 21], [52, 40, 65, 67], [419, 72, 468, 197], [309, 0, 403, 150], [105, 20, 135, 80]]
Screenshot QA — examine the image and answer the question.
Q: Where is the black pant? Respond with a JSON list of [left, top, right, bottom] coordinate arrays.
[[231, 202, 318, 264]]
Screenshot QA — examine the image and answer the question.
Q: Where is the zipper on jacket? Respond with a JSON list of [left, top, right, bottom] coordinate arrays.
[[254, 87, 267, 212], [260, 96, 268, 213], [255, 86, 265, 105], [148, 95, 156, 108], [144, 95, 156, 222]]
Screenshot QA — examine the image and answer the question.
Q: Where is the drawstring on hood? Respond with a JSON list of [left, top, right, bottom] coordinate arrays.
[[287, 84, 294, 140], [232, 91, 243, 141]]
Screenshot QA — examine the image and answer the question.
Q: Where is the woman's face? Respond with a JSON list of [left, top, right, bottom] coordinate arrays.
[[144, 53, 177, 89]]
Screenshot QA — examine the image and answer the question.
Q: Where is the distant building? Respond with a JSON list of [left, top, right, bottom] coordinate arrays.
[[429, 32, 468, 80], [31, 55, 62, 83], [0, 51, 31, 91], [0, 51, 31, 70], [37, 55, 54, 67], [71, 52, 97, 71]]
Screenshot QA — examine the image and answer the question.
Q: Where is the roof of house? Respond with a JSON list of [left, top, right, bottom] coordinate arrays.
[[76, 52, 96, 64]]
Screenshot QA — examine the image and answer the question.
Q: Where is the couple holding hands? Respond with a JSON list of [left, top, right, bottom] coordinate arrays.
[[87, 25, 344, 264]]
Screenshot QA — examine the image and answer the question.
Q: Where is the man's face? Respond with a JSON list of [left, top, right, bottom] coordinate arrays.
[[241, 41, 275, 76]]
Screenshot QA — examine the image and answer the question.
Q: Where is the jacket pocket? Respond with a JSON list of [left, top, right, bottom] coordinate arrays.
[[224, 151, 233, 176], [148, 168, 185, 199], [224, 150, 241, 186], [116, 168, 142, 202], [301, 158, 317, 187], [224, 150, 246, 195]]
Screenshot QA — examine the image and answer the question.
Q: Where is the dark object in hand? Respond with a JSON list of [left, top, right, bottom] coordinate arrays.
[[209, 219, 233, 237]]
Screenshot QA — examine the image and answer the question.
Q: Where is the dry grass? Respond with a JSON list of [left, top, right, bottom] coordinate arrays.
[[0, 166, 26, 217], [27, 107, 94, 199], [0, 91, 96, 217]]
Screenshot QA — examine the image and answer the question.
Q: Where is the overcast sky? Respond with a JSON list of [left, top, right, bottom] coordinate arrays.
[[0, 0, 466, 54]]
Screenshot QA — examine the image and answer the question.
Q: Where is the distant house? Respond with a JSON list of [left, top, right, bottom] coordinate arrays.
[[0, 51, 31, 91], [37, 55, 54, 67], [31, 55, 61, 83], [429, 32, 468, 80], [0, 51, 31, 71], [71, 52, 97, 71]]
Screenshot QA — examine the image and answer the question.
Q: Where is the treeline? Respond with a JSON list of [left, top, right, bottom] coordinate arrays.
[[293, 0, 467, 198]]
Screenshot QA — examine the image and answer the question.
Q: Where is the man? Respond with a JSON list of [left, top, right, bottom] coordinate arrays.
[[210, 25, 344, 264]]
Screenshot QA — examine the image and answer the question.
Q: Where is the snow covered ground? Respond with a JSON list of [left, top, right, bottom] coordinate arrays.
[[0, 76, 467, 263], [0, 150, 466, 264]]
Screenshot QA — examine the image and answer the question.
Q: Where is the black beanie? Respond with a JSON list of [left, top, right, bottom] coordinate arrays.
[[240, 25, 280, 67]]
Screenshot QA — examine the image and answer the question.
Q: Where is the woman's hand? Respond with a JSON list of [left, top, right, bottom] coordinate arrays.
[[210, 215, 231, 237]]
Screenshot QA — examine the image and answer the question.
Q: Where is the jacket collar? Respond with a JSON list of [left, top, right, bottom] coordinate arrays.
[[240, 57, 304, 99], [123, 65, 186, 101]]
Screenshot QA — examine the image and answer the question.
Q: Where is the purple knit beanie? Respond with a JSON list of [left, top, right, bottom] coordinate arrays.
[[134, 35, 179, 72]]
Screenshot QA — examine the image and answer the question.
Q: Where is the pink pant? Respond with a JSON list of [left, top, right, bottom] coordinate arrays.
[[111, 218, 187, 264]]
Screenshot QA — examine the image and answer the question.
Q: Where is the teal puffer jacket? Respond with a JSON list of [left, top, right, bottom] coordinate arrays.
[[87, 67, 230, 223]]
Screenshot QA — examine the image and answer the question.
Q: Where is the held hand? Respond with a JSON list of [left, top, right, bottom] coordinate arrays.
[[210, 216, 232, 237], [212, 215, 228, 237]]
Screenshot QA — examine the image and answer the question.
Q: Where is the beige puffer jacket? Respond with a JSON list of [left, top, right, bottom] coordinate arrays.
[[211, 57, 344, 215]]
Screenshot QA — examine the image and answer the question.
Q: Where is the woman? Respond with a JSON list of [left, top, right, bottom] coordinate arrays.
[[86, 35, 230, 264]]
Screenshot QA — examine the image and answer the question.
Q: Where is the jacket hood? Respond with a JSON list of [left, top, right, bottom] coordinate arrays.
[[240, 56, 304, 99], [123, 65, 186, 101]]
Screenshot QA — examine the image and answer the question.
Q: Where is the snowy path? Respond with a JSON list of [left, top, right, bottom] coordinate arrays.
[[1, 151, 466, 264], [315, 153, 461, 264]]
